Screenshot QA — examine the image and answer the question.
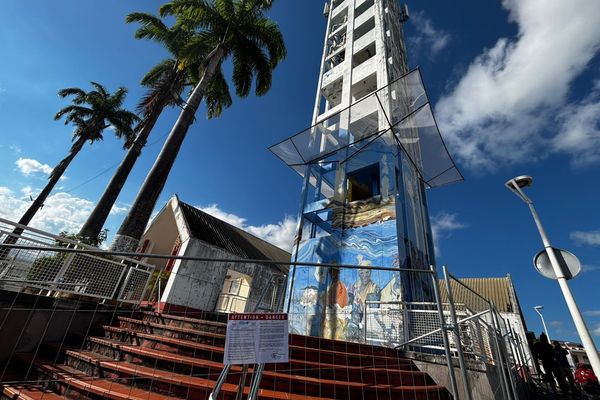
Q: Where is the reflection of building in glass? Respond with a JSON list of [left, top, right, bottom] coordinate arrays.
[[270, 1, 462, 343]]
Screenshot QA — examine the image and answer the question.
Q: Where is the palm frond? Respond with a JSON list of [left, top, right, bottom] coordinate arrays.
[[55, 82, 138, 147], [54, 105, 93, 122], [205, 67, 232, 119], [89, 82, 109, 98], [247, 18, 287, 67], [110, 87, 129, 108], [57, 87, 87, 100], [141, 58, 177, 87]]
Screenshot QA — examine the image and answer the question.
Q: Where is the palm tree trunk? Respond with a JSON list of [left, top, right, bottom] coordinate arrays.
[[79, 68, 185, 244], [0, 136, 86, 258], [78, 113, 160, 244], [111, 47, 226, 252]]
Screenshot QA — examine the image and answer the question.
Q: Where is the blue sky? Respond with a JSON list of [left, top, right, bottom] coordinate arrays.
[[1, 0, 599, 345]]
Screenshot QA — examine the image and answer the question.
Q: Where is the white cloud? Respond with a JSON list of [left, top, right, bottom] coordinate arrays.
[[199, 204, 296, 252], [408, 11, 450, 57], [0, 186, 93, 234], [570, 230, 600, 246], [9, 144, 22, 154], [430, 212, 466, 254], [549, 320, 564, 329], [593, 323, 600, 337], [15, 158, 53, 177], [20, 186, 35, 197], [582, 265, 600, 273], [553, 82, 600, 166], [584, 310, 600, 317], [109, 203, 130, 216], [437, 0, 600, 170], [245, 217, 297, 253], [200, 204, 247, 229]]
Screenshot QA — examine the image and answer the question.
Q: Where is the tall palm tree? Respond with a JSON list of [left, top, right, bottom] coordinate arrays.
[[0, 83, 138, 255], [111, 0, 286, 252], [78, 13, 232, 243]]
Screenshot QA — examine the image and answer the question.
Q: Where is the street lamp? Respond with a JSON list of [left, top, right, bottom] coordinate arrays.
[[534, 305, 550, 341], [506, 175, 600, 377]]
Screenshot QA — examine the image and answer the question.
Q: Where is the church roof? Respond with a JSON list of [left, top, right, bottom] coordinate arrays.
[[439, 276, 520, 315], [177, 200, 291, 266]]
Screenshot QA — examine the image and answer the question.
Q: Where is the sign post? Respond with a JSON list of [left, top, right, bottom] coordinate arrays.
[[224, 313, 289, 365], [210, 313, 288, 400]]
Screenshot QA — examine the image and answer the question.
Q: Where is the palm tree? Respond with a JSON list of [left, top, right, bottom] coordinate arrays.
[[78, 13, 232, 243], [111, 0, 286, 252], [0, 83, 138, 255]]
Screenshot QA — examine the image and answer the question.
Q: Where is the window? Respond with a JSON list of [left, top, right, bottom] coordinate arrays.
[[347, 163, 380, 202], [228, 278, 241, 295]]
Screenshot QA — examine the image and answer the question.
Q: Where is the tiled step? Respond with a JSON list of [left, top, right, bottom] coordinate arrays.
[[17, 360, 179, 400], [97, 329, 420, 383], [2, 385, 65, 400], [142, 312, 226, 335], [4, 311, 452, 400], [65, 351, 337, 400], [142, 312, 398, 358], [117, 316, 224, 346], [115, 318, 413, 367], [66, 349, 446, 400], [87, 336, 433, 391]]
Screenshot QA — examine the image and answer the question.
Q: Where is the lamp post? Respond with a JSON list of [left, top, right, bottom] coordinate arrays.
[[534, 305, 550, 341], [505, 175, 600, 378]]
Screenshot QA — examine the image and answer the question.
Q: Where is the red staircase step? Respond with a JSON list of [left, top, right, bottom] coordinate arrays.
[[143, 312, 227, 328], [86, 336, 433, 390], [92, 333, 422, 383], [2, 385, 65, 400], [33, 363, 180, 400], [65, 351, 336, 400], [114, 317, 412, 368], [143, 312, 397, 358], [102, 326, 414, 380], [67, 349, 448, 400]]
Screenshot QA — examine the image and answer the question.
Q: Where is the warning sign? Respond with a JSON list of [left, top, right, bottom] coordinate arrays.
[[223, 313, 289, 365]]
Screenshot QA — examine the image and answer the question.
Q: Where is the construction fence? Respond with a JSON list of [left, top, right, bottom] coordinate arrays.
[[0, 217, 532, 399]]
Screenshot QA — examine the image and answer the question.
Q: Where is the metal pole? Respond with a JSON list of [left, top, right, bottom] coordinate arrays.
[[209, 364, 231, 400], [534, 307, 550, 342], [235, 364, 248, 400], [525, 201, 600, 377], [157, 275, 162, 313], [430, 264, 460, 399], [247, 363, 265, 400], [490, 306, 515, 400], [496, 310, 519, 400], [443, 266, 472, 400]]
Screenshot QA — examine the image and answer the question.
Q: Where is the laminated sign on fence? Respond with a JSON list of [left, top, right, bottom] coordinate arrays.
[[223, 313, 289, 365]]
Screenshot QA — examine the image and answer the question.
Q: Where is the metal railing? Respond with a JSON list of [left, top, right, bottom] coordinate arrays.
[[0, 217, 154, 304], [0, 217, 531, 399]]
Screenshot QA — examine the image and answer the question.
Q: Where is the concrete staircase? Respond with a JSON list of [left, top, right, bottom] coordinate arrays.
[[2, 311, 451, 399]]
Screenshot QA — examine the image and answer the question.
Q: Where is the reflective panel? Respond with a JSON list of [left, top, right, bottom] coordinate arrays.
[[269, 68, 463, 188]]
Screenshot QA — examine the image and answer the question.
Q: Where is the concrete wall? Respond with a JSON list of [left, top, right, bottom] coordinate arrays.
[[161, 238, 285, 313], [501, 312, 535, 370], [0, 290, 120, 366], [407, 352, 513, 400]]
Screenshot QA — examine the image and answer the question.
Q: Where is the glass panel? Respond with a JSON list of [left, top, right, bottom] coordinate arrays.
[[269, 68, 462, 188]]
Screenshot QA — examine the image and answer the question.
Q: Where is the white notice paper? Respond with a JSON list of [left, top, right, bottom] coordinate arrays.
[[224, 313, 289, 365]]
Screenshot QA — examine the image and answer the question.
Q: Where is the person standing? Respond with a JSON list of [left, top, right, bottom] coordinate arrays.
[[553, 341, 577, 394], [534, 333, 560, 393]]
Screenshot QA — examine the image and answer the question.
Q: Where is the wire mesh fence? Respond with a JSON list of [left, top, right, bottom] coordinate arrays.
[[0, 217, 154, 303], [0, 219, 533, 400]]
